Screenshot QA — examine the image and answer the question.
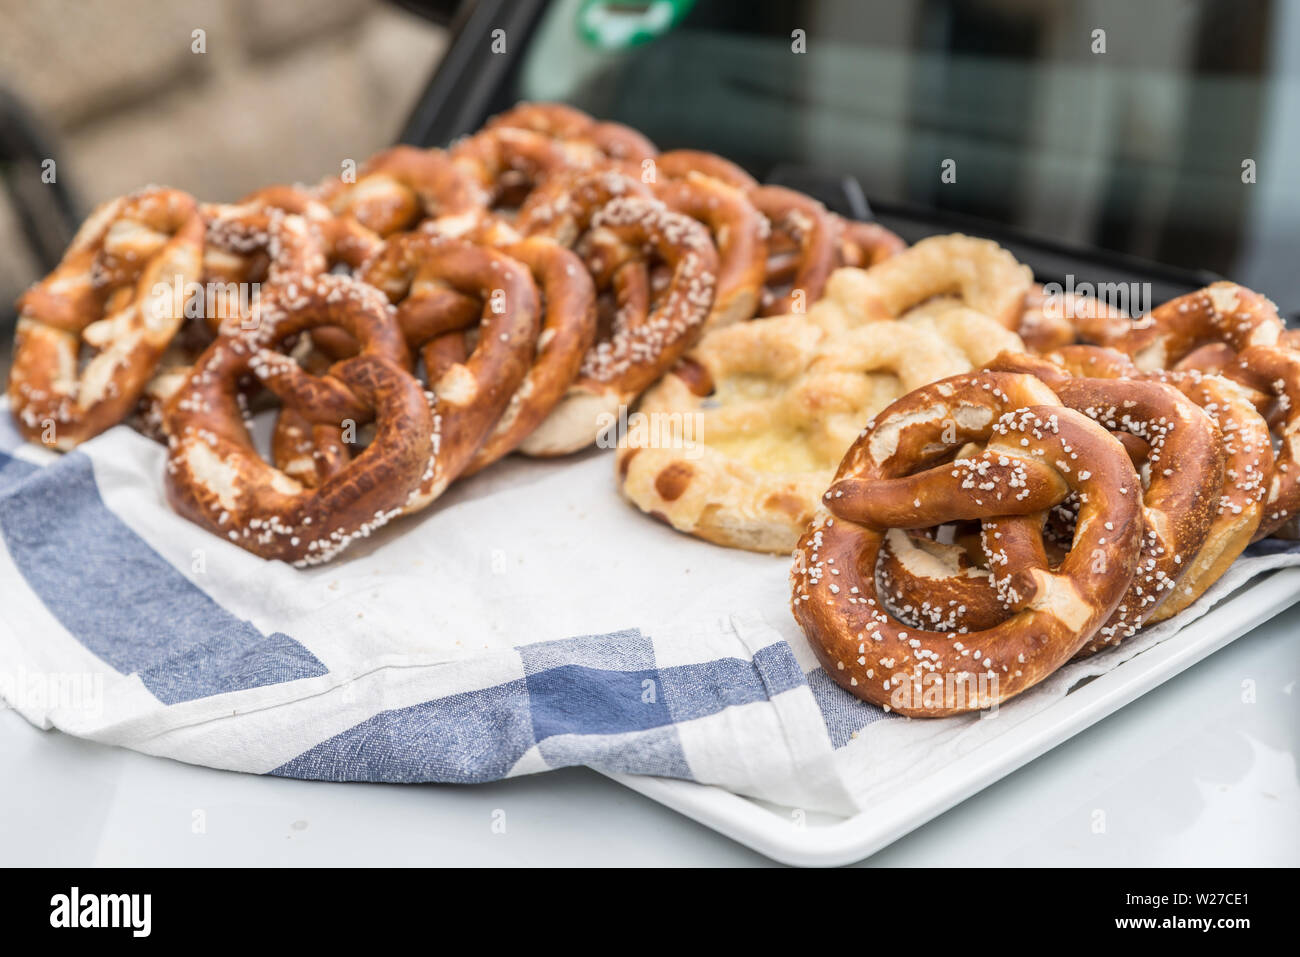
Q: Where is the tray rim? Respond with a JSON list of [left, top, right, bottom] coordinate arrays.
[[600, 565, 1300, 867]]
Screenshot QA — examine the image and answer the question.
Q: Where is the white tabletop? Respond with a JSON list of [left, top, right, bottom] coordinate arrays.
[[3, 604, 1297, 867]]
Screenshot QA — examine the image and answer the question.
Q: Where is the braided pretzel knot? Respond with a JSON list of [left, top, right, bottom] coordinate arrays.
[[519, 196, 719, 456], [791, 373, 1144, 716], [9, 187, 204, 449], [318, 146, 487, 237], [163, 274, 435, 565], [618, 313, 975, 554], [485, 101, 658, 163]]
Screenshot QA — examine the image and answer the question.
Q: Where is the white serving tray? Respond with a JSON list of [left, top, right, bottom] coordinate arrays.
[[601, 566, 1300, 866]]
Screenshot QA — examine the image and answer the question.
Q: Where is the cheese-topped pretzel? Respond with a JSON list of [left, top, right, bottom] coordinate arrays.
[[823, 233, 1033, 328], [651, 173, 767, 329], [520, 196, 718, 456], [1088, 281, 1282, 370], [791, 373, 1144, 716], [163, 274, 436, 565], [618, 308, 975, 553], [9, 186, 205, 449], [356, 233, 542, 496], [750, 185, 837, 316], [318, 145, 487, 237], [485, 101, 658, 163]]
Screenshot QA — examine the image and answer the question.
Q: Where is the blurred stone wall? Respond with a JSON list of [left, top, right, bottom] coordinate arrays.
[[0, 0, 449, 356]]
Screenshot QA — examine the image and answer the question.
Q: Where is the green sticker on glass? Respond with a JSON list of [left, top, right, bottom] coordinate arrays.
[[577, 0, 694, 51]]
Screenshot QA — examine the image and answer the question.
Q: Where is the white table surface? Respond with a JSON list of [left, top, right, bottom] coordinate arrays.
[[2, 603, 1297, 867]]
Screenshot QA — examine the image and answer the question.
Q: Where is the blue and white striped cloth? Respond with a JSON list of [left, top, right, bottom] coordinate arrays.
[[2, 410, 1298, 816]]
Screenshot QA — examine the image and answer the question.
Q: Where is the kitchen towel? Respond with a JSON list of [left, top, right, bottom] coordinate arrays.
[[2, 409, 1298, 818]]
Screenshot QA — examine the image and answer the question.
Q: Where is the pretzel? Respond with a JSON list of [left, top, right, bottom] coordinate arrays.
[[822, 234, 1033, 329], [240, 184, 383, 271], [791, 372, 1144, 716], [350, 232, 543, 495], [200, 204, 327, 324], [1087, 281, 1282, 370], [654, 150, 759, 191], [616, 285, 1001, 553], [162, 274, 437, 565], [750, 185, 838, 316], [8, 186, 205, 449], [836, 217, 906, 269], [1220, 345, 1300, 538], [453, 239, 596, 474], [883, 347, 1255, 641], [318, 145, 487, 237], [485, 101, 658, 163], [514, 167, 652, 246], [897, 297, 1028, 366], [651, 173, 767, 329], [450, 127, 603, 212], [520, 196, 719, 456]]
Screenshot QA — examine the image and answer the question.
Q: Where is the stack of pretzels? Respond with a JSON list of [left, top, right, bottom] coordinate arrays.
[[792, 281, 1300, 716], [7, 102, 904, 565], [9, 104, 1294, 718]]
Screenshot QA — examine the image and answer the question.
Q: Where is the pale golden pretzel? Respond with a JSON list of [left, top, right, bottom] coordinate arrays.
[[619, 310, 975, 553], [9, 186, 205, 449], [651, 173, 767, 329], [162, 274, 436, 565], [791, 373, 1144, 716], [520, 196, 719, 456], [318, 145, 487, 237], [823, 233, 1033, 328]]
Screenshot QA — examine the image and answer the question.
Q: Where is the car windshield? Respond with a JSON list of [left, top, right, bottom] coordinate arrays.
[[502, 0, 1300, 312]]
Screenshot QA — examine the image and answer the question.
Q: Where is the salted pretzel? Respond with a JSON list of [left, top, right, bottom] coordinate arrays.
[[450, 127, 603, 213], [200, 204, 327, 319], [318, 145, 487, 237], [514, 166, 652, 246], [1088, 281, 1282, 369], [651, 173, 767, 329], [344, 232, 543, 496], [750, 185, 838, 316], [883, 347, 1264, 639], [240, 184, 382, 271], [616, 286, 1013, 553], [654, 150, 758, 191], [519, 195, 719, 456], [485, 101, 658, 163], [792, 372, 1144, 716], [9, 186, 205, 449], [163, 273, 436, 565], [823, 234, 1032, 329], [1015, 283, 1131, 353], [452, 239, 596, 474]]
